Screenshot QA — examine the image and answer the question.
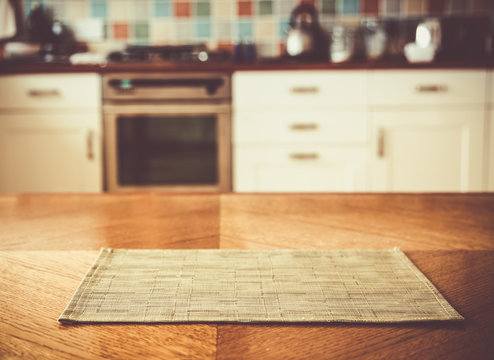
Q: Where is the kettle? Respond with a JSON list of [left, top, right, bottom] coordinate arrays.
[[285, 2, 328, 61]]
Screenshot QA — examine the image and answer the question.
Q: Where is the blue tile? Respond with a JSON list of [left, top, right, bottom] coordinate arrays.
[[279, 19, 289, 37], [154, 0, 171, 17], [322, 0, 336, 15], [91, 0, 107, 18], [238, 20, 253, 40], [196, 21, 211, 38], [342, 0, 359, 14]]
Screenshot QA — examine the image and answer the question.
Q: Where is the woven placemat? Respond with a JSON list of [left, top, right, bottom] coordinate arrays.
[[59, 248, 463, 324]]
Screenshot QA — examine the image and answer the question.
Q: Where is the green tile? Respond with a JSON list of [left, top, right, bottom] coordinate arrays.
[[196, 1, 210, 17], [259, 0, 273, 15], [322, 0, 336, 15], [134, 22, 149, 39]]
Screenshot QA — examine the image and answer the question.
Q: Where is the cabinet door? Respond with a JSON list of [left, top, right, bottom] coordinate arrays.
[[0, 113, 102, 193], [370, 110, 484, 192], [234, 145, 367, 192]]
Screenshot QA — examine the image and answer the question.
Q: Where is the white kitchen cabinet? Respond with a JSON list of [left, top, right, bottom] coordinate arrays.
[[369, 110, 484, 192], [369, 70, 485, 107], [233, 71, 369, 192], [489, 113, 494, 191], [0, 74, 102, 193], [0, 114, 101, 192], [234, 110, 367, 144], [235, 145, 367, 192], [488, 70, 494, 191], [489, 112, 494, 191], [0, 74, 101, 109], [369, 70, 487, 192], [233, 70, 368, 109], [235, 69, 489, 193]]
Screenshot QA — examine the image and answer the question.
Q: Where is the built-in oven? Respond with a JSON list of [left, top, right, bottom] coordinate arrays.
[[103, 73, 231, 192]]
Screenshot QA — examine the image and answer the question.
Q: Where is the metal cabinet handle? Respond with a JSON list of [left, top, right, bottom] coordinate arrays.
[[28, 89, 61, 97], [290, 123, 319, 131], [377, 128, 385, 158], [290, 86, 319, 94], [290, 153, 319, 160], [87, 130, 94, 161], [415, 84, 448, 93]]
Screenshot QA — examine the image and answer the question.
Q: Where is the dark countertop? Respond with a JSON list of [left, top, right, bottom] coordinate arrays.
[[0, 58, 492, 74]]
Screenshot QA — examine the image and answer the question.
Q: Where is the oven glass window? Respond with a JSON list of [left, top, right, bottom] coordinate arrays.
[[117, 115, 217, 185]]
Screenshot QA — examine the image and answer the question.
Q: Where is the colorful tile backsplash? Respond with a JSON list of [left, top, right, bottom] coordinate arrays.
[[22, 0, 493, 57]]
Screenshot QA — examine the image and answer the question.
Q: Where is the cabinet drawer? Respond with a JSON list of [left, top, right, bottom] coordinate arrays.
[[370, 70, 486, 106], [234, 145, 367, 192], [234, 110, 367, 144], [0, 74, 101, 109], [233, 71, 367, 108]]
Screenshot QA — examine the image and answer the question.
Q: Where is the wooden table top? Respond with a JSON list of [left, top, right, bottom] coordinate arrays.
[[1, 193, 493, 359]]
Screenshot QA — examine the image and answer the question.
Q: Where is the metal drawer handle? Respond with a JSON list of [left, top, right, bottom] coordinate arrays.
[[290, 86, 319, 94], [87, 130, 95, 161], [28, 89, 61, 97], [290, 152, 320, 160], [377, 128, 385, 158], [290, 123, 319, 131], [415, 84, 448, 93]]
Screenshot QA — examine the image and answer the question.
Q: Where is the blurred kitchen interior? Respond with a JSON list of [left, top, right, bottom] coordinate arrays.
[[0, 0, 493, 194]]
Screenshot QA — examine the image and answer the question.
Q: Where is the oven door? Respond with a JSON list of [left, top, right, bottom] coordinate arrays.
[[104, 103, 231, 192]]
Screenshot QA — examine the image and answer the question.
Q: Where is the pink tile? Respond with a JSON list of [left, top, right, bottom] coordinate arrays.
[[238, 1, 253, 16], [174, 1, 191, 17], [113, 22, 129, 40]]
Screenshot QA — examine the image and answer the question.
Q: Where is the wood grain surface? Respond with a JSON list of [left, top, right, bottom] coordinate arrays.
[[0, 194, 219, 250], [1, 193, 493, 359], [220, 194, 494, 251]]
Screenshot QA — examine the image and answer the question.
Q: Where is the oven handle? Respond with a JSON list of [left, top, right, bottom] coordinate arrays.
[[108, 78, 225, 95]]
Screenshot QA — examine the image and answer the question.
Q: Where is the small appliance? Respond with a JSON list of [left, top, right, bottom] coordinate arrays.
[[285, 2, 328, 61]]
